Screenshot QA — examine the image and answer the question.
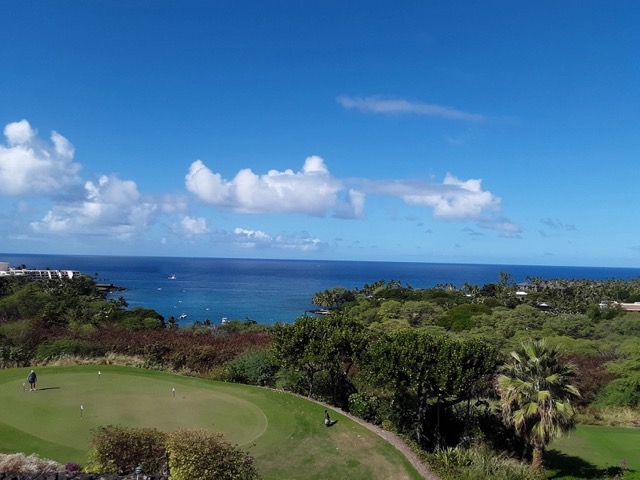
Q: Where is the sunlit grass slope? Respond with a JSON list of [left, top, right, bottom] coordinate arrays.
[[0, 366, 421, 480], [548, 425, 640, 479]]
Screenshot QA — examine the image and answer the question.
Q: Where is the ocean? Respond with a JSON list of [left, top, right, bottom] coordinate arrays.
[[2, 253, 640, 325]]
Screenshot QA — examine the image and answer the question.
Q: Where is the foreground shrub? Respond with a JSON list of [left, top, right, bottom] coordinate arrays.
[[166, 429, 259, 480], [0, 453, 63, 474], [88, 425, 167, 474]]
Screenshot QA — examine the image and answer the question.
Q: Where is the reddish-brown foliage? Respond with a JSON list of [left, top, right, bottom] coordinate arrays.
[[85, 328, 272, 372], [564, 353, 617, 407]]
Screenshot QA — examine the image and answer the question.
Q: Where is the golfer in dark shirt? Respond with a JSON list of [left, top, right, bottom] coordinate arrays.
[[28, 370, 37, 391]]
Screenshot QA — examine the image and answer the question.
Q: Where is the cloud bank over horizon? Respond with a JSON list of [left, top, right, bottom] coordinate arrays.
[[1, 119, 520, 252]]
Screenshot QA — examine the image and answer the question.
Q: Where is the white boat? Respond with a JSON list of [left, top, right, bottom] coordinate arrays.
[[168, 274, 176, 280], [179, 313, 187, 320]]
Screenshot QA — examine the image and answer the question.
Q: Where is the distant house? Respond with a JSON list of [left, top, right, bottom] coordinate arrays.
[[536, 302, 554, 312]]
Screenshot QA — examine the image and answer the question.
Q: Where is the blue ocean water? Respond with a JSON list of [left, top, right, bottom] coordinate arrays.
[[3, 253, 640, 325]]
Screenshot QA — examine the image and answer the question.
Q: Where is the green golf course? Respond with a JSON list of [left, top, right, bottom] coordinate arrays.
[[548, 424, 640, 477], [0, 365, 422, 480]]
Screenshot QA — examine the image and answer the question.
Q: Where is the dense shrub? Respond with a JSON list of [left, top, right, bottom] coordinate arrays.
[[594, 373, 640, 408], [438, 304, 492, 331], [274, 367, 306, 394], [86, 329, 271, 373], [35, 338, 101, 361], [223, 348, 279, 386], [88, 425, 167, 475], [0, 345, 33, 368], [165, 429, 258, 480], [348, 392, 388, 425]]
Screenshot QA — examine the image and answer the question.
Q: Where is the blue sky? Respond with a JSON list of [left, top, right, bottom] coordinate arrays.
[[1, 1, 638, 267]]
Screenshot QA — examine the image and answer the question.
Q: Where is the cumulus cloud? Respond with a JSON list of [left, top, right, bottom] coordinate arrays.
[[233, 227, 322, 251], [31, 175, 158, 239], [360, 174, 500, 219], [0, 119, 81, 196], [174, 216, 210, 236], [186, 156, 363, 217], [353, 173, 521, 235], [337, 95, 485, 122], [185, 155, 519, 235]]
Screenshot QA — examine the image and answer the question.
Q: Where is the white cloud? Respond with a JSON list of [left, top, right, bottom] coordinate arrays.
[[0, 120, 82, 195], [4, 119, 36, 145], [334, 189, 366, 219], [186, 156, 353, 216], [186, 155, 519, 235], [175, 216, 209, 236], [360, 174, 500, 219], [233, 227, 322, 251], [337, 95, 485, 122], [31, 175, 158, 239]]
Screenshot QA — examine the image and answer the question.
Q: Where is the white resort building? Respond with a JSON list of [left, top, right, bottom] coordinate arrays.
[[0, 261, 81, 280]]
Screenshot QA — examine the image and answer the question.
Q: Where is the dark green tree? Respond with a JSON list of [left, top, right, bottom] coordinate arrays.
[[272, 314, 368, 404], [364, 330, 500, 448], [311, 287, 355, 310]]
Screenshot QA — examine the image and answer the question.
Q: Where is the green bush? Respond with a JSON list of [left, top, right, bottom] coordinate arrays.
[[348, 392, 387, 425], [0, 345, 33, 368], [166, 429, 259, 480], [438, 304, 492, 331], [274, 367, 306, 394], [594, 373, 640, 408], [223, 348, 279, 386], [35, 339, 100, 361], [87, 425, 167, 475]]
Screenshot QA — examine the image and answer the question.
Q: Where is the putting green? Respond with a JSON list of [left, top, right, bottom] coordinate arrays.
[[0, 366, 423, 480], [1, 371, 266, 449]]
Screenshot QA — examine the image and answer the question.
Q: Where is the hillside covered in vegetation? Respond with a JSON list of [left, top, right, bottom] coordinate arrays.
[[1, 272, 639, 479]]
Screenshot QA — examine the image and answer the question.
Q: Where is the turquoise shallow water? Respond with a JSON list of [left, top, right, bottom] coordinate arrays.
[[2, 253, 640, 325]]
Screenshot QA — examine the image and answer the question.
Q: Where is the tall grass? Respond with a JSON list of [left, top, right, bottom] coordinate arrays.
[[578, 407, 640, 427], [430, 445, 544, 480]]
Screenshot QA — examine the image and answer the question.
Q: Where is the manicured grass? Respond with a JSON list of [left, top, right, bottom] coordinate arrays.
[[0, 366, 422, 480], [547, 425, 640, 479]]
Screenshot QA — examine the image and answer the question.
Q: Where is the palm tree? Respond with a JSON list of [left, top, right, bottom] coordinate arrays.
[[497, 339, 580, 469]]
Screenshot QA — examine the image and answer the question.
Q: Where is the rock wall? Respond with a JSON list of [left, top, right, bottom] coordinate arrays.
[[0, 474, 168, 480]]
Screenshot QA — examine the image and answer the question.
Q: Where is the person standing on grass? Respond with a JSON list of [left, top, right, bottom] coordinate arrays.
[[27, 370, 37, 391]]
